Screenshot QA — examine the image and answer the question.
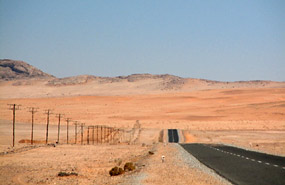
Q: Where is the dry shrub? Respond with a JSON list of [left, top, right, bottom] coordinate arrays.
[[58, 172, 78, 177], [148, 151, 154, 155], [109, 166, 124, 176], [124, 162, 135, 172]]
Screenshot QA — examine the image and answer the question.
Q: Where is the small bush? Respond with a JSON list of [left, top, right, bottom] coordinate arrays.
[[148, 151, 154, 155], [124, 162, 135, 172], [58, 172, 78, 177], [109, 166, 124, 176]]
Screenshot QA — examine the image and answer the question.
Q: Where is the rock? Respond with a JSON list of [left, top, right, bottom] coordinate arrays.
[[0, 59, 54, 80]]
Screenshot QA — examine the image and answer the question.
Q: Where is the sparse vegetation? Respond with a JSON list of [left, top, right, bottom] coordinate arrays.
[[124, 162, 135, 172], [58, 171, 78, 177], [109, 166, 124, 176]]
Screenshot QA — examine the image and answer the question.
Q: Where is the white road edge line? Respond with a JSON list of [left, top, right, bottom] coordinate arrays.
[[209, 146, 284, 169]]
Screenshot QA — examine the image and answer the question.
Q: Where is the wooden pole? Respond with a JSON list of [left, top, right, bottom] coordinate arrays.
[[97, 125, 99, 144], [81, 123, 84, 145], [8, 104, 21, 147], [66, 118, 71, 144], [92, 126, 95, 145], [13, 104, 15, 147], [45, 109, 52, 144], [87, 126, 90, 145], [56, 114, 63, 144], [74, 122, 78, 144], [101, 125, 103, 144], [28, 107, 38, 145]]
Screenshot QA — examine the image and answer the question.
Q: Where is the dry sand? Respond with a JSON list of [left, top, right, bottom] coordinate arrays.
[[0, 79, 284, 184]]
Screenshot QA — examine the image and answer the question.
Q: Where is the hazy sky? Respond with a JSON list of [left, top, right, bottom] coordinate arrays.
[[0, 0, 284, 81]]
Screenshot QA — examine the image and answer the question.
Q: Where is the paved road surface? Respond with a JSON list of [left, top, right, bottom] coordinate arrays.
[[181, 143, 285, 185], [168, 129, 179, 143]]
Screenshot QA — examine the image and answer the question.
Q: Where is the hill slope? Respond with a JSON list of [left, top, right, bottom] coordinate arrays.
[[0, 59, 54, 80]]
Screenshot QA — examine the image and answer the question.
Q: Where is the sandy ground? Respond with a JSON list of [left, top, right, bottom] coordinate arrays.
[[0, 88, 284, 128], [0, 79, 284, 184], [0, 129, 230, 185]]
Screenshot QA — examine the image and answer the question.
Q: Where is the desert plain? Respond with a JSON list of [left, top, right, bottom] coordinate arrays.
[[0, 62, 285, 184]]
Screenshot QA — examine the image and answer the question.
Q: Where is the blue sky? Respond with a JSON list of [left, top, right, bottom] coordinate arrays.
[[0, 0, 284, 81]]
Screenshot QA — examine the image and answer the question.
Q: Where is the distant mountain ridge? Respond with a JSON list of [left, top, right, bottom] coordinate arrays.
[[0, 59, 283, 86], [0, 59, 54, 80], [0, 59, 284, 99]]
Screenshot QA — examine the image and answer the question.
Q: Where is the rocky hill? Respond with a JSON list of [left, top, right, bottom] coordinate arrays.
[[0, 59, 54, 80], [46, 73, 185, 88]]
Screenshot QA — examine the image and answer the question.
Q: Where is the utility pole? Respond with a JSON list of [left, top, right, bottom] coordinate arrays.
[[104, 125, 106, 143], [108, 127, 110, 143], [66, 118, 71, 144], [45, 109, 52, 144], [56, 113, 64, 144], [74, 121, 79, 144], [8, 104, 21, 147], [110, 127, 113, 144], [81, 123, 85, 145], [96, 125, 99, 144], [28, 107, 38, 145], [101, 125, 103, 144], [92, 126, 95, 145], [87, 126, 90, 145]]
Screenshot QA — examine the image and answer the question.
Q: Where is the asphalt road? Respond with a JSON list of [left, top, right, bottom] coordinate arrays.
[[181, 143, 285, 185], [168, 129, 179, 143]]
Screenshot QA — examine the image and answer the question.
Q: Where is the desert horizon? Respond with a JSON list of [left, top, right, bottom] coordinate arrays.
[[1, 1, 284, 184], [1, 59, 285, 184]]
